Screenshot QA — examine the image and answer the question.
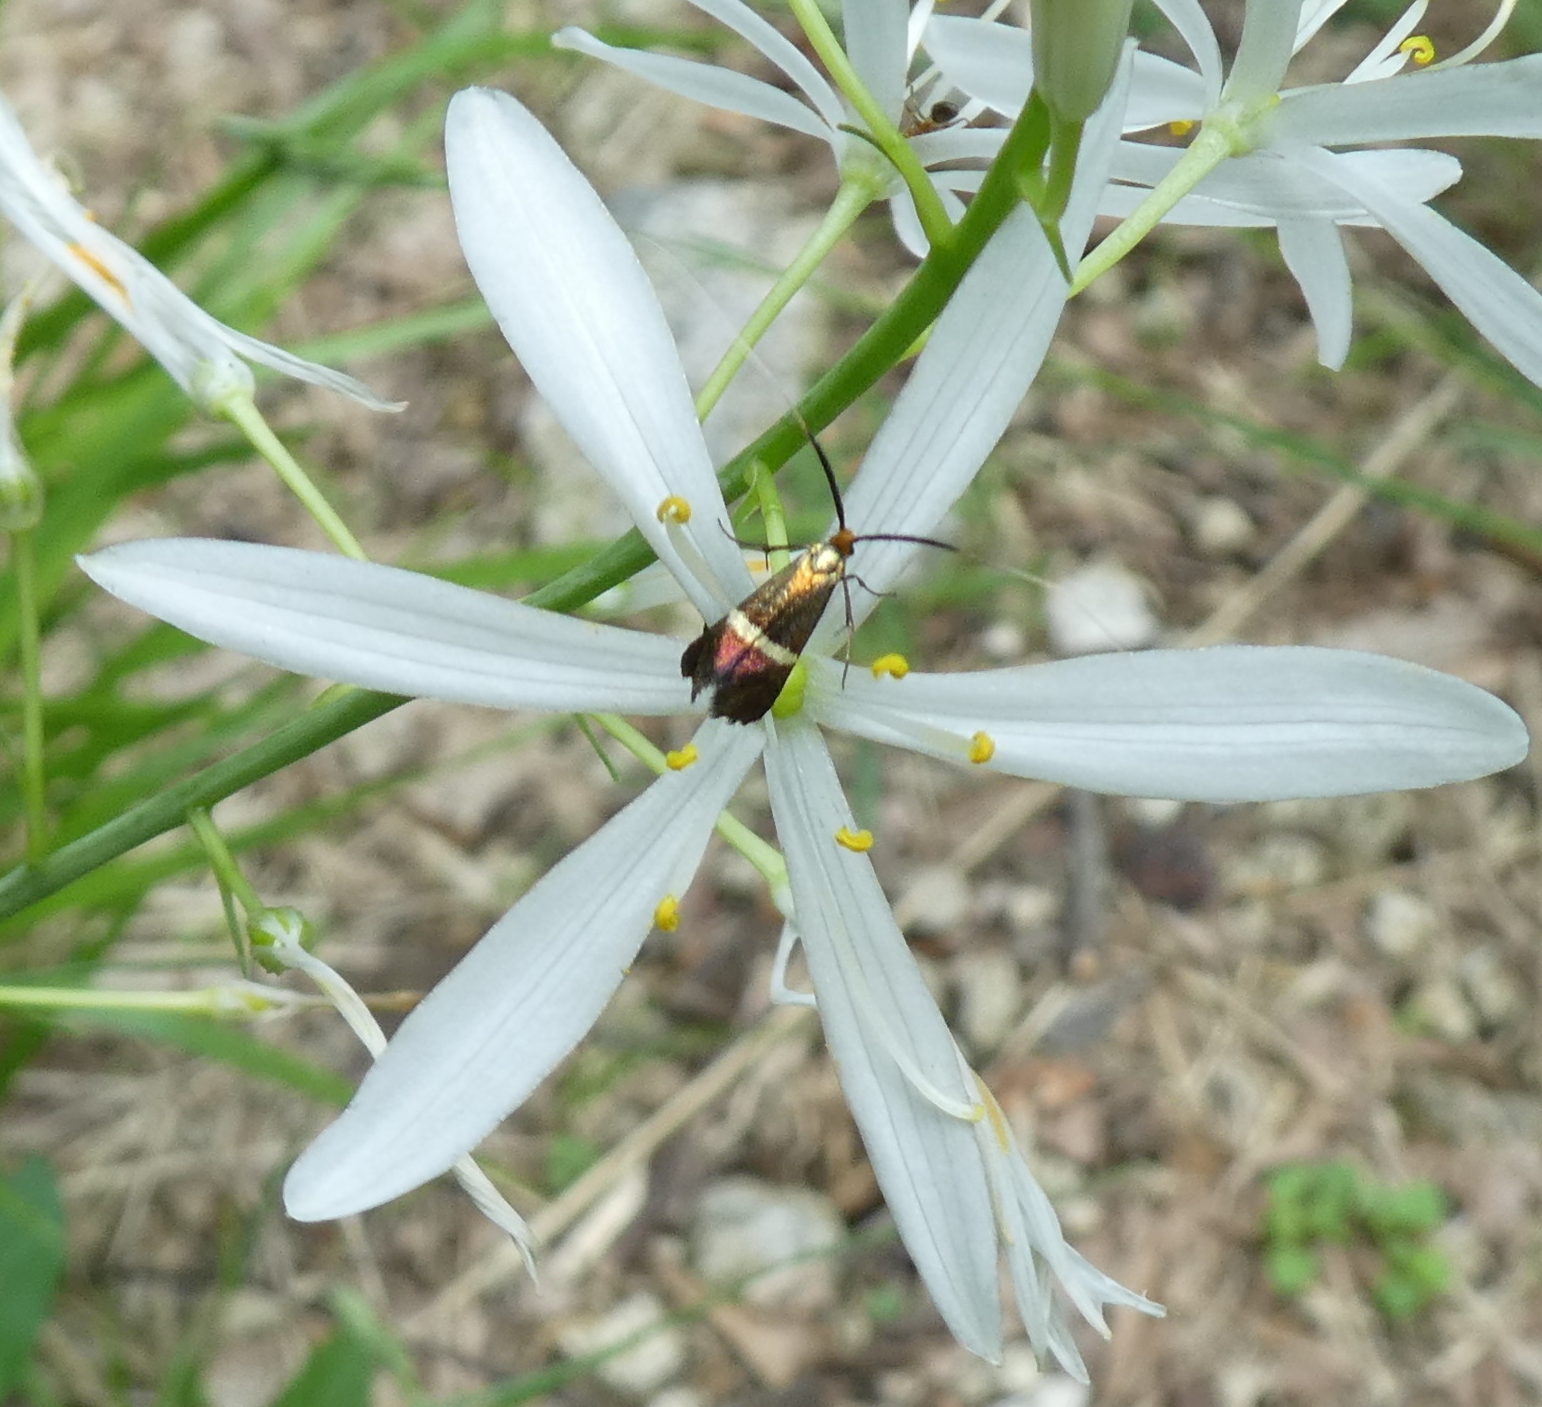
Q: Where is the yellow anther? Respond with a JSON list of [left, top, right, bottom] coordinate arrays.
[[870, 652, 910, 679], [67, 242, 129, 303], [665, 743, 699, 771], [1168, 118, 1195, 137], [1400, 34, 1436, 65], [654, 895, 681, 932], [835, 826, 874, 853], [656, 494, 692, 524], [968, 731, 996, 765]]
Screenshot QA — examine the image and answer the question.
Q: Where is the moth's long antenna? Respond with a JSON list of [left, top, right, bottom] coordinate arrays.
[[805, 426, 846, 531]]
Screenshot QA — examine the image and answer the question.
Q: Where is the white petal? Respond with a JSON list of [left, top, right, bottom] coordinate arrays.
[[1224, 0, 1305, 105], [813, 647, 1528, 801], [79, 538, 692, 715], [285, 719, 763, 1218], [924, 16, 1204, 132], [842, 0, 907, 119], [445, 88, 750, 616], [1105, 143, 1461, 226], [552, 29, 834, 143], [1291, 144, 1542, 389], [1275, 55, 1542, 147], [1276, 215, 1354, 367], [0, 94, 394, 411], [831, 49, 1133, 617], [1147, 0, 1225, 106], [686, 0, 846, 130], [764, 722, 1002, 1359], [922, 15, 1034, 115]]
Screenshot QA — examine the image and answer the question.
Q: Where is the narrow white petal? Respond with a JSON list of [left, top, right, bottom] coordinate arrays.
[[842, 0, 907, 119], [285, 720, 763, 1218], [1275, 55, 1542, 147], [830, 50, 1133, 619], [1147, 0, 1225, 105], [79, 539, 692, 715], [686, 0, 847, 129], [1224, 0, 1305, 105], [1292, 145, 1542, 389], [1106, 143, 1460, 225], [814, 647, 1528, 802], [552, 29, 834, 143], [764, 723, 1002, 1359], [1276, 216, 1354, 367], [922, 14, 1033, 114], [924, 16, 1204, 133], [445, 88, 750, 616], [0, 94, 392, 410]]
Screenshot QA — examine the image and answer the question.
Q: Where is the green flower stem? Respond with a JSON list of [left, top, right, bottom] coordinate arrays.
[[1069, 119, 1238, 296], [695, 177, 875, 423], [188, 805, 263, 973], [785, 0, 952, 247], [0, 982, 286, 1017], [590, 714, 788, 892], [12, 528, 48, 863], [219, 392, 368, 560], [749, 461, 791, 572], [0, 93, 1054, 925]]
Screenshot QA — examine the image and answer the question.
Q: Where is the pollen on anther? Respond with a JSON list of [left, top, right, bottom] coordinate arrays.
[[835, 826, 874, 853], [1168, 118, 1195, 137], [1399, 34, 1436, 64], [871, 652, 910, 679], [656, 495, 692, 524], [68, 243, 129, 303], [665, 743, 699, 771], [654, 895, 681, 931], [968, 731, 996, 765]]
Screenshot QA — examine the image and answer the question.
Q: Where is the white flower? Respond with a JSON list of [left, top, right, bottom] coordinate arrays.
[[930, 0, 1542, 384], [79, 86, 1526, 1375], [0, 90, 399, 413], [553, 0, 1003, 255]]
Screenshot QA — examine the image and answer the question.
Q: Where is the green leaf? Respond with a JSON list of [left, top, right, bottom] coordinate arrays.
[[0, 1156, 67, 1396], [268, 1330, 377, 1407], [1265, 1243, 1319, 1299]]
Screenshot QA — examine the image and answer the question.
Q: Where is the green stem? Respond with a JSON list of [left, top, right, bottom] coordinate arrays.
[[188, 806, 262, 974], [0, 982, 282, 1016], [1069, 120, 1237, 296], [785, 0, 952, 247], [219, 393, 368, 560], [0, 94, 1054, 925], [695, 179, 874, 422], [12, 529, 48, 863]]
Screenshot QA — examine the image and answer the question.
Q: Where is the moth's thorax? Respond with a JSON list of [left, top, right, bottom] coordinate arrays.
[[803, 540, 847, 581]]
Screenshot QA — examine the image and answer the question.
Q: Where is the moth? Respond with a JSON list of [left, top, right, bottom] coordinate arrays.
[[681, 435, 950, 724]]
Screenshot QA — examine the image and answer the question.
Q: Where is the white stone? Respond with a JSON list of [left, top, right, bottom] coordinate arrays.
[[898, 862, 971, 934], [559, 1291, 686, 1397], [689, 1176, 845, 1310], [1191, 495, 1255, 555], [1045, 559, 1158, 656], [954, 947, 1024, 1051], [1362, 889, 1440, 959]]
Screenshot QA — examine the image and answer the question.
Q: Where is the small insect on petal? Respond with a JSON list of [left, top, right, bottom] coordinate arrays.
[[968, 731, 996, 765], [654, 894, 681, 931], [872, 652, 910, 679], [665, 743, 700, 771], [835, 826, 874, 852], [656, 495, 692, 524]]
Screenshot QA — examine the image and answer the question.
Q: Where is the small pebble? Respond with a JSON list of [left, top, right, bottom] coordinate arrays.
[[1045, 560, 1159, 656], [690, 1176, 845, 1310], [559, 1291, 686, 1397], [1363, 889, 1439, 959]]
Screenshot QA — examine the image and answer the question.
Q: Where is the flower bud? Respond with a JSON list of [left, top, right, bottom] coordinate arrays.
[[0, 424, 42, 530], [1030, 0, 1134, 123]]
